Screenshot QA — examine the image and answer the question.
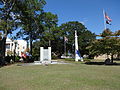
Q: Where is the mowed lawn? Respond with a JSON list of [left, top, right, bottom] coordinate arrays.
[[0, 61, 120, 90]]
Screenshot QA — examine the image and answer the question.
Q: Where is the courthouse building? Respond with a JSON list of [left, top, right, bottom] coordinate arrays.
[[6, 38, 27, 56]]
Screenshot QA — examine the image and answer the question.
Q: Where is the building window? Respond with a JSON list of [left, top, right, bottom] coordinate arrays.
[[6, 44, 10, 49], [18, 51, 19, 56]]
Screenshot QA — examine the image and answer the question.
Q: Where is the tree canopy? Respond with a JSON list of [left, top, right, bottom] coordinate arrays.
[[0, 0, 46, 65], [59, 21, 96, 56], [33, 21, 96, 58], [88, 29, 120, 62], [2, 0, 118, 65]]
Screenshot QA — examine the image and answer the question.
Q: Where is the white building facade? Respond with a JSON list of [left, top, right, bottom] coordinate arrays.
[[6, 38, 27, 56]]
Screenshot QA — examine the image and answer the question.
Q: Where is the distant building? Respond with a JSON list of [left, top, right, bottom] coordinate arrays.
[[6, 38, 27, 56], [94, 54, 119, 60], [94, 54, 109, 60]]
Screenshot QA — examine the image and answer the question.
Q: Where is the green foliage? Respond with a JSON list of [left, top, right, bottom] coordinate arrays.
[[0, 32, 2, 51], [32, 27, 64, 58], [0, 0, 46, 65], [14, 0, 46, 55], [114, 30, 120, 36], [33, 21, 95, 58], [15, 56, 21, 62], [83, 58, 92, 62], [0, 0, 16, 34], [88, 29, 120, 60], [6, 50, 13, 56], [64, 58, 75, 61], [100, 28, 113, 37], [51, 55, 58, 59], [40, 12, 58, 46], [32, 41, 40, 57], [0, 0, 17, 64], [59, 21, 96, 56], [41, 12, 58, 28]]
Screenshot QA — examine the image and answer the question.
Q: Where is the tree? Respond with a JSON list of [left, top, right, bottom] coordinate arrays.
[[101, 28, 113, 37], [0, 0, 16, 65], [32, 21, 95, 58], [88, 29, 120, 63], [59, 21, 96, 57], [15, 0, 46, 55], [0, 32, 2, 56], [0, 0, 46, 65], [32, 12, 59, 58], [114, 30, 120, 36], [41, 12, 58, 46], [33, 27, 63, 58]]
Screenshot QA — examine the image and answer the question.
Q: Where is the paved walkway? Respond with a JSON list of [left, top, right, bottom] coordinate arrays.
[[17, 60, 71, 66]]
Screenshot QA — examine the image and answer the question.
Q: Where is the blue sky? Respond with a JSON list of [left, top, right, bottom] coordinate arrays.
[[44, 0, 120, 35]]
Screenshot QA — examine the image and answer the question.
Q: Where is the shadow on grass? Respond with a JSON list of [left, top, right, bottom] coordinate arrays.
[[114, 59, 120, 61], [85, 62, 120, 66]]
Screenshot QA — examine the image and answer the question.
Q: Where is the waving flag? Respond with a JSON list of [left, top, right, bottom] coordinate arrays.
[[76, 50, 81, 57], [106, 20, 111, 25], [105, 12, 112, 21], [105, 12, 112, 25]]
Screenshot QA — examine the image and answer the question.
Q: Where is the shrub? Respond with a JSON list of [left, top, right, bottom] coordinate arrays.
[[15, 56, 21, 62]]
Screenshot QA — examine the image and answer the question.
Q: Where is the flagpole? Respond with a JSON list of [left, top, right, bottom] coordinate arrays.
[[64, 40, 66, 56], [103, 9, 107, 30], [64, 36, 66, 57]]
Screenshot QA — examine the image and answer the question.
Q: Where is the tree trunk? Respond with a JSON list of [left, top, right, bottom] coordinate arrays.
[[117, 53, 120, 59], [1, 36, 7, 65], [49, 40, 51, 47], [111, 54, 114, 63], [48, 27, 51, 47], [30, 39, 32, 56], [2, 37, 6, 57], [29, 33, 33, 56]]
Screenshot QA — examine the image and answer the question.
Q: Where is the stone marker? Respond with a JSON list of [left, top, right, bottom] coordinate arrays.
[[40, 47, 51, 64]]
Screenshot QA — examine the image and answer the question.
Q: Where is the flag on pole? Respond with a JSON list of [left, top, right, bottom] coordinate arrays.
[[105, 12, 112, 21], [104, 12, 112, 25], [106, 20, 111, 25], [64, 36, 68, 56], [76, 50, 81, 57]]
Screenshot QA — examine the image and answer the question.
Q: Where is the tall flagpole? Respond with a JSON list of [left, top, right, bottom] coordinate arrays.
[[64, 38, 66, 56], [103, 9, 106, 30]]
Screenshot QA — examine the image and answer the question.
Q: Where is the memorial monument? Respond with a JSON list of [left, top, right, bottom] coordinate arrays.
[[40, 47, 51, 64]]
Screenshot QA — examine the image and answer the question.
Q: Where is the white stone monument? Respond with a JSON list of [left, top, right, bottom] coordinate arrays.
[[40, 47, 51, 64], [75, 30, 83, 62]]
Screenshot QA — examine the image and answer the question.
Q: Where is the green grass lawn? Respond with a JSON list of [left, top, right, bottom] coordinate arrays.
[[0, 60, 120, 90]]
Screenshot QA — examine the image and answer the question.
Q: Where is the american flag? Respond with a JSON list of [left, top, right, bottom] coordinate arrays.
[[105, 12, 112, 22]]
